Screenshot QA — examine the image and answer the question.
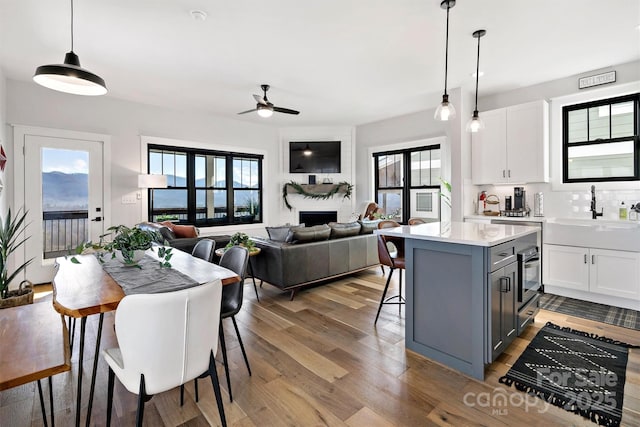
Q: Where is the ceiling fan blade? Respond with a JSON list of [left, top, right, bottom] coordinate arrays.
[[237, 108, 258, 115], [273, 106, 300, 115], [253, 94, 267, 105]]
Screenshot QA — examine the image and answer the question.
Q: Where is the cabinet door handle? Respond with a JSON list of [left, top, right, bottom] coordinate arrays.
[[592, 255, 595, 264], [502, 170, 506, 178], [500, 277, 508, 292], [584, 254, 587, 264], [508, 170, 511, 178]]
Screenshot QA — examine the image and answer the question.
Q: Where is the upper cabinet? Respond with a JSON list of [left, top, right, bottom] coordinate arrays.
[[472, 100, 549, 185]]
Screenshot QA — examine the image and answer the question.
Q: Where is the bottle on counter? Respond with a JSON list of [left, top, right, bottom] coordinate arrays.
[[619, 201, 628, 220], [630, 204, 638, 221]]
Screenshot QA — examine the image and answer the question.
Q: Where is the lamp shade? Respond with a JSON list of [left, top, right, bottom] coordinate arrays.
[[138, 174, 167, 189], [34, 52, 107, 96]]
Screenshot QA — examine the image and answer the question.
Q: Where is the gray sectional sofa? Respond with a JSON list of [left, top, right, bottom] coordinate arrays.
[[251, 221, 380, 299]]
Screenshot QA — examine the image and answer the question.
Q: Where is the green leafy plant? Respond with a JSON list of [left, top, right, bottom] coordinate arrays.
[[225, 232, 255, 251], [0, 208, 33, 299], [439, 178, 452, 208], [72, 225, 172, 268], [282, 181, 353, 210]]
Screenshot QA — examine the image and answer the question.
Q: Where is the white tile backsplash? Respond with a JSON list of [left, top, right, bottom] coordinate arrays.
[[472, 183, 640, 221]]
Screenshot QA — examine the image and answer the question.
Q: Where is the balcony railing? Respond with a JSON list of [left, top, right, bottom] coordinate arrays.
[[43, 210, 88, 259]]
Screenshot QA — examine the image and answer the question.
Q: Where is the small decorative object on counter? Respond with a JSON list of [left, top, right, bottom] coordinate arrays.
[[534, 192, 544, 217], [483, 194, 500, 216], [619, 201, 628, 220], [629, 204, 638, 221]]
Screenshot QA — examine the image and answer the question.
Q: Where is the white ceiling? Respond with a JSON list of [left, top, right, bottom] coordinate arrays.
[[1, 0, 639, 126]]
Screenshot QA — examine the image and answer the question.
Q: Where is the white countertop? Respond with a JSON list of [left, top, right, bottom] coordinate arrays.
[[464, 215, 546, 223], [375, 221, 539, 247]]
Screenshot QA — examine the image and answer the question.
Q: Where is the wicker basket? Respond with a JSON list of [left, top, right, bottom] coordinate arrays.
[[0, 280, 34, 309]]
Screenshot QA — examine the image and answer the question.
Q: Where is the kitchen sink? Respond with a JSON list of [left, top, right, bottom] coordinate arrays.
[[545, 217, 640, 251]]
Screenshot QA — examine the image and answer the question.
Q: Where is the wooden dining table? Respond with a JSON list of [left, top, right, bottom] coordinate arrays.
[[52, 247, 240, 427], [0, 301, 71, 426]]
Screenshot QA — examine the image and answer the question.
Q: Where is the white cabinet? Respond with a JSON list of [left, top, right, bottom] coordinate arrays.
[[544, 244, 640, 299], [472, 100, 549, 185]]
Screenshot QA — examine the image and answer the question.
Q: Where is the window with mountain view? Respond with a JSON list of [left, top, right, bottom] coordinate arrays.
[[563, 93, 639, 182], [148, 146, 262, 226]]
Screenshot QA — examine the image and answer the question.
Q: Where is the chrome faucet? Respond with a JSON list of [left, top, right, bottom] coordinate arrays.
[[590, 185, 603, 219]]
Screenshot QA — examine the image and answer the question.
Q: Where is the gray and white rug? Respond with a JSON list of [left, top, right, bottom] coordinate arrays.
[[540, 293, 640, 331]]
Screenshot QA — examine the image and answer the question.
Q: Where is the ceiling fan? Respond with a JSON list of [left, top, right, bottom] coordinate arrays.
[[237, 84, 300, 118]]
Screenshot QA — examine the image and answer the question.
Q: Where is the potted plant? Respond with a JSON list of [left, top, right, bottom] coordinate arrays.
[[225, 232, 256, 252], [0, 208, 34, 309], [73, 225, 172, 268]]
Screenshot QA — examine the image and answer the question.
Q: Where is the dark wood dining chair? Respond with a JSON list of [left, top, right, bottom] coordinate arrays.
[[375, 221, 406, 324]]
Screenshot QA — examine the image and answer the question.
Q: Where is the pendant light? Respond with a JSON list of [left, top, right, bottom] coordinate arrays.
[[33, 0, 107, 96], [434, 0, 456, 121], [467, 29, 486, 133]]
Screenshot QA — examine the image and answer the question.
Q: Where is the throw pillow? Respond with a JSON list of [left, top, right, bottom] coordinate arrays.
[[358, 219, 380, 235], [328, 221, 361, 239], [266, 225, 291, 242], [172, 224, 199, 238], [291, 224, 331, 243]]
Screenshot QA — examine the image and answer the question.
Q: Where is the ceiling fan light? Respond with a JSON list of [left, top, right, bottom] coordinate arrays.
[[434, 94, 456, 121], [257, 104, 273, 118], [466, 111, 485, 133], [33, 52, 107, 96]]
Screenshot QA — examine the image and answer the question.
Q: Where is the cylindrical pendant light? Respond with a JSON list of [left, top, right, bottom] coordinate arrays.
[[33, 0, 107, 96], [467, 29, 486, 133], [434, 0, 456, 121]]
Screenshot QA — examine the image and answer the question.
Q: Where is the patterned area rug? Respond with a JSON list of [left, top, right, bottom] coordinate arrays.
[[500, 322, 638, 427], [540, 293, 640, 331]]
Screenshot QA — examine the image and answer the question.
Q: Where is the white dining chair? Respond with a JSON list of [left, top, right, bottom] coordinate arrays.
[[102, 280, 226, 427]]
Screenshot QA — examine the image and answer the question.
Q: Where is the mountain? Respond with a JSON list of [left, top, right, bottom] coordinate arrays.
[[42, 172, 258, 211], [42, 172, 88, 211]]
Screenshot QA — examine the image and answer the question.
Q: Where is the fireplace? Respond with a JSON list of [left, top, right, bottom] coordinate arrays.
[[299, 211, 337, 227]]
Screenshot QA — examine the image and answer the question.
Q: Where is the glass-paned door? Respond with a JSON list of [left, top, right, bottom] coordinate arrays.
[[375, 153, 403, 221], [23, 135, 104, 284]]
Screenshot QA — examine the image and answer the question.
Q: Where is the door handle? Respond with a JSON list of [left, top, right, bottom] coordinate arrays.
[[591, 255, 595, 264], [508, 170, 511, 178], [91, 217, 102, 222], [584, 254, 587, 264], [502, 170, 506, 178], [500, 276, 509, 292]]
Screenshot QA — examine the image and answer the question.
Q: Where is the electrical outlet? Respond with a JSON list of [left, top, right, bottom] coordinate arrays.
[[136, 191, 142, 200], [121, 195, 137, 204]]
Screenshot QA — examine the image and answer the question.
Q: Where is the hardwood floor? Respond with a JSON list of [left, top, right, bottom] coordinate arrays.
[[2, 269, 639, 426]]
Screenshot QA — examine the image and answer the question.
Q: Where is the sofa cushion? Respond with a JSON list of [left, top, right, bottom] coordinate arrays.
[[137, 222, 176, 241], [266, 224, 305, 242], [291, 224, 330, 243], [328, 221, 361, 239], [358, 220, 380, 235]]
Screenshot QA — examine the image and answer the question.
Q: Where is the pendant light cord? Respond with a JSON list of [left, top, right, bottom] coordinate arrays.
[[70, 0, 74, 52], [474, 33, 481, 110], [443, 3, 450, 96]]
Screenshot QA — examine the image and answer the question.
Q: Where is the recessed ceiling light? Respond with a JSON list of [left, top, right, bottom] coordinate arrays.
[[190, 10, 208, 21], [471, 71, 485, 78]]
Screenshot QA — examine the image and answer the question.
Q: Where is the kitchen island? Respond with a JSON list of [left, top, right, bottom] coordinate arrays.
[[376, 221, 539, 380]]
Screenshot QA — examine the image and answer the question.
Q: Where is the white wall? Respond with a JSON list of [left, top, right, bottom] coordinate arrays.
[[6, 79, 280, 232], [472, 60, 640, 221], [0, 68, 7, 216]]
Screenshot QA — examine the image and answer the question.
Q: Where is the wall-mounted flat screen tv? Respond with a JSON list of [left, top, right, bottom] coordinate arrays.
[[289, 141, 341, 173]]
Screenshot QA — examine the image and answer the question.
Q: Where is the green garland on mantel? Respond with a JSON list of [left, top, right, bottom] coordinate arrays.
[[282, 181, 353, 211]]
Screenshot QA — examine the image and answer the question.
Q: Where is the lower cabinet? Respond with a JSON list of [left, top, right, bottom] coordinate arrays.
[[490, 262, 517, 361], [544, 244, 640, 299]]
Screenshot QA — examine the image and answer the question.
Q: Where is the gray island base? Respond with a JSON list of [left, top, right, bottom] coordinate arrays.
[[376, 221, 539, 380]]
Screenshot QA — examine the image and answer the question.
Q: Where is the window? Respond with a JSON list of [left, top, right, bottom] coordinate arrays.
[[563, 93, 639, 182], [373, 145, 441, 223], [148, 145, 262, 226]]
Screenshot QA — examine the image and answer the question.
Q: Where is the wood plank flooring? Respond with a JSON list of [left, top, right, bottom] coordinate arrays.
[[2, 269, 639, 426]]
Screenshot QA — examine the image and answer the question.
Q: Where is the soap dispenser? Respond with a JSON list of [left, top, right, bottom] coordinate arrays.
[[619, 201, 628, 220], [630, 204, 638, 221]]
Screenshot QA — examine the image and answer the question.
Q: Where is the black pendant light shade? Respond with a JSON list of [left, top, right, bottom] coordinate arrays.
[[33, 0, 107, 96], [434, 0, 456, 121], [467, 29, 486, 133]]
